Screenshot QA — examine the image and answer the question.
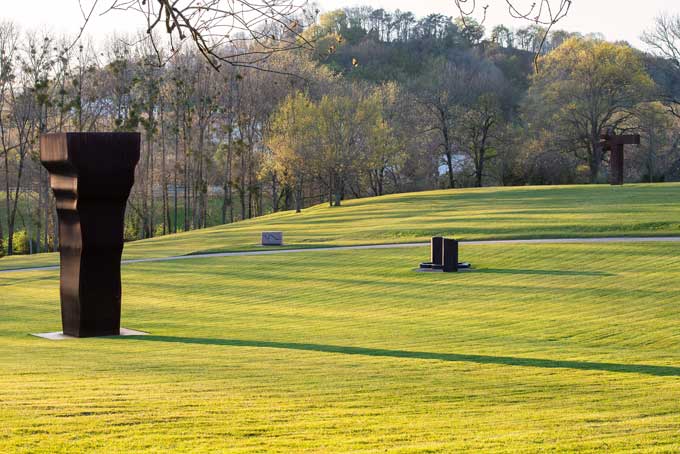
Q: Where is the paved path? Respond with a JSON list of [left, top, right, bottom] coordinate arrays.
[[2, 236, 680, 275]]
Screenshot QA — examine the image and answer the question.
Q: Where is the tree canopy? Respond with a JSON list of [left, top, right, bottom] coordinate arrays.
[[525, 37, 655, 182]]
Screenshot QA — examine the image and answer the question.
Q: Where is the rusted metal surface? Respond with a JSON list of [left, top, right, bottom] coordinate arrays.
[[431, 236, 443, 266], [442, 238, 459, 273], [419, 237, 470, 273], [41, 133, 140, 338], [600, 129, 641, 186]]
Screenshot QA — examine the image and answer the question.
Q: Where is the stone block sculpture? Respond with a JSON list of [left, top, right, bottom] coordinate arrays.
[[41, 133, 140, 338]]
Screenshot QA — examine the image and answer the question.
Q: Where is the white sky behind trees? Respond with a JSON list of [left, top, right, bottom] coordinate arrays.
[[1, 0, 680, 50]]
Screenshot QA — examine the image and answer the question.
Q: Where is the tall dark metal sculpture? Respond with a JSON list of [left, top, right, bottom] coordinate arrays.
[[600, 129, 641, 186], [41, 133, 140, 338]]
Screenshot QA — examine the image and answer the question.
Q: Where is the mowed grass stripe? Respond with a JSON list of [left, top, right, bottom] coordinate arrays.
[[2, 183, 680, 272], [1, 242, 680, 452]]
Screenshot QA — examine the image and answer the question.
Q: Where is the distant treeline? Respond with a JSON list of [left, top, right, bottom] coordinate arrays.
[[1, 7, 679, 256]]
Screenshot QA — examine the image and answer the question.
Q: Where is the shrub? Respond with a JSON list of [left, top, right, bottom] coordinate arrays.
[[11, 230, 30, 255], [124, 220, 140, 243], [154, 224, 167, 238]]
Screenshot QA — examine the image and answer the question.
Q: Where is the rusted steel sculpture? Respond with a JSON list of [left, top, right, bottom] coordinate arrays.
[[600, 129, 641, 186], [442, 238, 459, 273], [419, 237, 470, 273], [41, 133, 140, 338]]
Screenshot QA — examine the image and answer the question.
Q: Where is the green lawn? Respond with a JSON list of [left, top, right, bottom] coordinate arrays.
[[2, 242, 680, 452], [1, 183, 680, 271]]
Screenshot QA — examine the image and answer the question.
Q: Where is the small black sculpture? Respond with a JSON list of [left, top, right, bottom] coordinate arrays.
[[41, 133, 140, 338], [419, 237, 471, 273]]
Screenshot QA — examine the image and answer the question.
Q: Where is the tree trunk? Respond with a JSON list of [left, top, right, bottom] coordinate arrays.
[[271, 172, 279, 213], [150, 134, 155, 237], [0, 187, 4, 256], [328, 171, 334, 207], [160, 101, 168, 236], [445, 148, 455, 189], [334, 173, 343, 207], [227, 140, 233, 223], [443, 122, 455, 189], [173, 116, 179, 233], [589, 140, 602, 184], [36, 166, 42, 253], [240, 150, 247, 221], [284, 186, 292, 211], [43, 170, 49, 251], [7, 149, 27, 256], [295, 181, 303, 213], [197, 127, 206, 228], [4, 146, 11, 255], [247, 172, 253, 220], [26, 189, 32, 255], [221, 180, 230, 224], [475, 148, 485, 188], [183, 120, 190, 232]]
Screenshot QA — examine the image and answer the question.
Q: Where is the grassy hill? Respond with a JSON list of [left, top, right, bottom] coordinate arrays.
[[1, 183, 680, 271], [2, 241, 680, 452]]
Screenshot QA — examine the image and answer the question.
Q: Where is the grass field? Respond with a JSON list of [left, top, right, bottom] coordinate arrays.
[[1, 183, 680, 271], [2, 184, 680, 452], [2, 242, 680, 452]]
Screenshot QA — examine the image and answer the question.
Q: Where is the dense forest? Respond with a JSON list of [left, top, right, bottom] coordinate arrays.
[[1, 6, 680, 256]]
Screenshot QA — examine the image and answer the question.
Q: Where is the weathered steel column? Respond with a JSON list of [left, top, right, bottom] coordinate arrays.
[[431, 236, 444, 267], [600, 129, 639, 186], [610, 144, 625, 186], [41, 133, 140, 338], [442, 238, 459, 273]]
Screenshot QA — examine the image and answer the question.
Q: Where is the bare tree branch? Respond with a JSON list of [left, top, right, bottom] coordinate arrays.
[[102, 0, 316, 71], [453, 0, 572, 71], [642, 13, 680, 119], [65, 0, 101, 54]]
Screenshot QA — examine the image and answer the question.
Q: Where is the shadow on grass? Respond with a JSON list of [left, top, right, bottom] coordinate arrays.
[[476, 269, 616, 277], [120, 336, 680, 377], [0, 274, 56, 286]]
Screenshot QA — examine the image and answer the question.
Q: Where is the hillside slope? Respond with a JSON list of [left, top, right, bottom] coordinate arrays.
[[1, 183, 679, 271]]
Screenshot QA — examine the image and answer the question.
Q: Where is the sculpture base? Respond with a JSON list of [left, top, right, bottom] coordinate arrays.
[[415, 263, 474, 273], [419, 262, 472, 270], [31, 328, 149, 340]]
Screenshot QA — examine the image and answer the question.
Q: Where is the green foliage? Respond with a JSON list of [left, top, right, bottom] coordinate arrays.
[[268, 91, 317, 188], [153, 223, 166, 238], [124, 219, 141, 243], [532, 37, 654, 107], [268, 85, 405, 205], [455, 17, 485, 45], [525, 37, 656, 182], [10, 230, 29, 255], [630, 102, 677, 182]]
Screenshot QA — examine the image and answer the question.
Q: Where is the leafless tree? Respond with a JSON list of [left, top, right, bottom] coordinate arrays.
[[0, 22, 19, 255], [453, 0, 572, 69], [78, 0, 316, 71], [642, 13, 680, 119]]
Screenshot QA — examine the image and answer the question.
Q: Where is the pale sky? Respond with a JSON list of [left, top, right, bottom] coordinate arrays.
[[1, 0, 680, 50]]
